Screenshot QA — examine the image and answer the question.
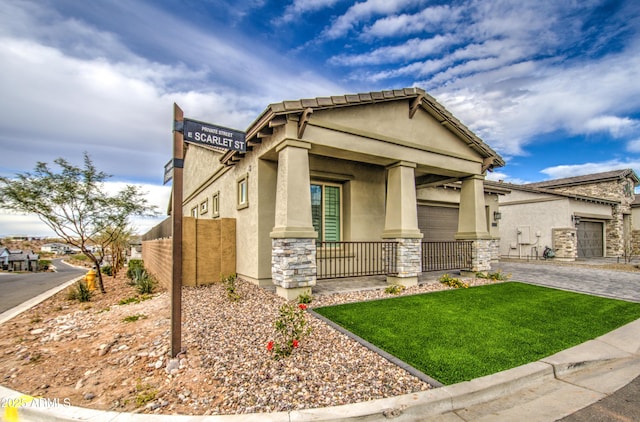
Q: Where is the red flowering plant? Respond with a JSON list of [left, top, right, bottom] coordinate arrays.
[[266, 302, 311, 360]]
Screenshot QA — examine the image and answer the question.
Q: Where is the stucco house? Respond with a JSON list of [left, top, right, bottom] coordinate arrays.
[[0, 248, 39, 271], [490, 169, 639, 260], [175, 88, 505, 298]]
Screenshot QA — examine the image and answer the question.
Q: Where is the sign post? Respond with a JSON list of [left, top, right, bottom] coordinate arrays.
[[171, 103, 184, 358], [167, 109, 245, 358]]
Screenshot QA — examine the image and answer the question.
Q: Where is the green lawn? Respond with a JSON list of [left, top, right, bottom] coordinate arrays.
[[314, 282, 640, 385]]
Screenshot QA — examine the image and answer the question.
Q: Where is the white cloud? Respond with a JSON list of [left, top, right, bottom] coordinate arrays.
[[540, 160, 640, 180], [628, 139, 640, 153], [361, 5, 459, 39], [331, 35, 454, 66], [321, 0, 423, 40], [279, 0, 344, 23], [584, 116, 637, 138]]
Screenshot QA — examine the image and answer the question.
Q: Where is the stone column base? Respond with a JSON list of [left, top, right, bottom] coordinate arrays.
[[272, 238, 316, 299], [386, 275, 418, 287], [276, 286, 312, 301], [470, 239, 492, 272]]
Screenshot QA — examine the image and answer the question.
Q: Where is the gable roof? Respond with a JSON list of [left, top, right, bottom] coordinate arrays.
[[221, 88, 505, 170], [525, 169, 640, 189]]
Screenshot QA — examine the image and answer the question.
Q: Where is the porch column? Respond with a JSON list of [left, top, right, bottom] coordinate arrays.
[[270, 140, 317, 300], [455, 174, 492, 273], [382, 161, 423, 287]]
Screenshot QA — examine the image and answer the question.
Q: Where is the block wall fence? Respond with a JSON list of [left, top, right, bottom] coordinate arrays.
[[141, 217, 236, 289]]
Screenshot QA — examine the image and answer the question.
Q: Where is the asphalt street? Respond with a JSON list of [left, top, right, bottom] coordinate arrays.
[[0, 258, 85, 313]]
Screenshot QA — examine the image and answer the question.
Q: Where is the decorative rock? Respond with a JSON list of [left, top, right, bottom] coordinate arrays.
[[83, 392, 95, 400], [29, 328, 45, 335], [165, 358, 179, 374]]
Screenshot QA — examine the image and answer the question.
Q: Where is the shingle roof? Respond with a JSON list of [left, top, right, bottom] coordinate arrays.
[[224, 88, 505, 169], [525, 169, 640, 189]]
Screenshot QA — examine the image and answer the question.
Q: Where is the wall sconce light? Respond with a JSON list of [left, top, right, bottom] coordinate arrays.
[[493, 211, 502, 221], [571, 215, 581, 226]]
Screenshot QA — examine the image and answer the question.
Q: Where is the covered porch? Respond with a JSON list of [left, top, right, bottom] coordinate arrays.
[[222, 88, 504, 299]]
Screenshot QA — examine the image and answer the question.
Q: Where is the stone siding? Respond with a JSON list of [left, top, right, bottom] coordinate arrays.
[[632, 230, 640, 257], [552, 228, 577, 260], [271, 238, 316, 289], [471, 239, 492, 272], [392, 238, 422, 278], [550, 177, 636, 257]]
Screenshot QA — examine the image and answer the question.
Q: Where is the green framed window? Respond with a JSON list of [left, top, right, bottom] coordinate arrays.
[[311, 182, 342, 241]]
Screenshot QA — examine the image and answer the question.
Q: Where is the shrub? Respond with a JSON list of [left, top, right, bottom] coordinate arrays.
[[439, 273, 469, 289], [384, 284, 405, 295], [126, 259, 144, 280], [123, 314, 147, 323], [476, 270, 512, 281], [67, 280, 92, 302], [267, 303, 312, 360], [101, 264, 112, 276], [222, 273, 241, 302], [297, 292, 313, 304], [134, 271, 155, 295], [38, 259, 52, 271]]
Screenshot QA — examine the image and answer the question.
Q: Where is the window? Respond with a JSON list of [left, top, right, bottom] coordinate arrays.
[[191, 207, 198, 218], [212, 191, 220, 218], [237, 174, 249, 209], [200, 199, 209, 215], [311, 182, 342, 241]]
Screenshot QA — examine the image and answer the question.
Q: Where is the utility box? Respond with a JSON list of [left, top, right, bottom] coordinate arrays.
[[518, 226, 531, 244]]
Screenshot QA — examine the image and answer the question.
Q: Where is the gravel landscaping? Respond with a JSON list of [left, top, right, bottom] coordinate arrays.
[[0, 271, 499, 416], [180, 276, 500, 414]]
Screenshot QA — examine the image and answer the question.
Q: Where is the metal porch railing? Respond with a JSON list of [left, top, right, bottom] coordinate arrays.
[[421, 241, 472, 272], [316, 241, 398, 280]]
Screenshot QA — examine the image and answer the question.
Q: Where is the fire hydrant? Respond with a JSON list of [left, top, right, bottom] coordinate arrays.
[[85, 268, 97, 291]]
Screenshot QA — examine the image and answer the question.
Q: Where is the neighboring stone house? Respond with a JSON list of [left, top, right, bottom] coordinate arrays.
[[631, 196, 640, 257], [492, 169, 639, 260], [166, 88, 505, 299]]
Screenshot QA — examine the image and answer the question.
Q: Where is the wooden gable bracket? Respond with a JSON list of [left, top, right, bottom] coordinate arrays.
[[409, 93, 425, 119], [269, 116, 288, 128], [482, 156, 497, 173], [298, 107, 314, 139]]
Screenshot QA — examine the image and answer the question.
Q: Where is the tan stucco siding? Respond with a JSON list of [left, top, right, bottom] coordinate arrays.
[[416, 186, 500, 238], [182, 146, 226, 200], [312, 102, 480, 161], [499, 193, 570, 258], [498, 189, 614, 258], [309, 156, 386, 241]]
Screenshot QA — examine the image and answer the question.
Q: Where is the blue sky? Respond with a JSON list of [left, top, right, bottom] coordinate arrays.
[[1, 0, 640, 236]]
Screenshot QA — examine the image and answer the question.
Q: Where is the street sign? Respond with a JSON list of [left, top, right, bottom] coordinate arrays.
[[163, 158, 184, 185], [182, 118, 246, 153], [163, 159, 173, 185]]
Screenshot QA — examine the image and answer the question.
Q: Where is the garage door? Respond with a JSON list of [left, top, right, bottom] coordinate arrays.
[[418, 205, 458, 242], [577, 221, 603, 258]]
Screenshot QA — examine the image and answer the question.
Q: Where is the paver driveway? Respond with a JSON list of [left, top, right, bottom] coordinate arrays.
[[496, 261, 640, 303]]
